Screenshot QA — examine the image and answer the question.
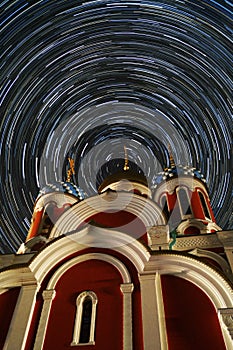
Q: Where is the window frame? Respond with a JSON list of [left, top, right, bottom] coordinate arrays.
[[71, 291, 98, 346]]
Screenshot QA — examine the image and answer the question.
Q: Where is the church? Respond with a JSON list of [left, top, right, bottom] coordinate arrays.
[[1, 150, 233, 350]]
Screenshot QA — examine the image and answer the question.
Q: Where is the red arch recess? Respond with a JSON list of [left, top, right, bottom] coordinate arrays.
[[161, 275, 226, 350]]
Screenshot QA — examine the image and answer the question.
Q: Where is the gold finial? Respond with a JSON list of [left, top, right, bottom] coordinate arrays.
[[168, 144, 176, 168], [66, 158, 75, 182], [123, 146, 129, 171]]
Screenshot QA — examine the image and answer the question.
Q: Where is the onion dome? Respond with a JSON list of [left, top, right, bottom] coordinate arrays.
[[38, 181, 86, 201], [38, 158, 86, 200], [98, 169, 148, 192], [97, 149, 150, 197]]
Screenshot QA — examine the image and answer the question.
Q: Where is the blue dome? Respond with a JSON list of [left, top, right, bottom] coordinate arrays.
[[38, 181, 86, 200], [152, 164, 206, 189]]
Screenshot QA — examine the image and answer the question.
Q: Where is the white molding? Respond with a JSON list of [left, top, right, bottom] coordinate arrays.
[[35, 192, 77, 210], [49, 191, 166, 239], [177, 218, 221, 235], [218, 308, 233, 349], [189, 248, 232, 281], [29, 229, 150, 285], [100, 181, 152, 198], [33, 289, 56, 350], [143, 254, 233, 309], [47, 253, 131, 289]]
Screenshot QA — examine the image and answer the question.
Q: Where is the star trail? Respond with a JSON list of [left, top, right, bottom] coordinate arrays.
[[0, 0, 232, 253]]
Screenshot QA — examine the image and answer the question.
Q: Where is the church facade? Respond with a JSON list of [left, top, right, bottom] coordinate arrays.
[[1, 156, 233, 350]]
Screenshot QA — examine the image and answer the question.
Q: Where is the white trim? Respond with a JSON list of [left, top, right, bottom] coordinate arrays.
[[120, 283, 134, 350], [49, 191, 166, 239], [189, 248, 232, 281], [47, 253, 131, 289], [29, 229, 150, 285], [143, 254, 233, 309], [33, 289, 56, 350]]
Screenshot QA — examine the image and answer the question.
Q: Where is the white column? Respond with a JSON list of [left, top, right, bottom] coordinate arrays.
[[218, 308, 233, 350], [120, 283, 134, 350], [3, 284, 38, 350], [139, 273, 168, 350], [33, 289, 56, 350]]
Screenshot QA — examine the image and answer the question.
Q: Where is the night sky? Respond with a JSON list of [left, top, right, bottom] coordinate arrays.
[[0, 0, 232, 253]]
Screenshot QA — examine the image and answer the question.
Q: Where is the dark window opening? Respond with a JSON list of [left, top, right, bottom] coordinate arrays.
[[79, 297, 92, 343], [161, 195, 169, 219], [198, 192, 211, 219], [178, 188, 192, 216]]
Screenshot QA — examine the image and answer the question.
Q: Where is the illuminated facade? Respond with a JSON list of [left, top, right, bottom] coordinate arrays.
[[1, 156, 233, 350]]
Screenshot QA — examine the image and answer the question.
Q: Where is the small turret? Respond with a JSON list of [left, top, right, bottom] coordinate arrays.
[[18, 158, 85, 253], [152, 148, 221, 235]]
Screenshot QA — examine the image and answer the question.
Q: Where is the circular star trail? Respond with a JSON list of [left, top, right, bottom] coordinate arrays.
[[0, 0, 232, 253]]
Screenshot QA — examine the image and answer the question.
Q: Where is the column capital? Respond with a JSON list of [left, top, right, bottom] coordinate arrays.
[[120, 283, 134, 294], [42, 289, 56, 301]]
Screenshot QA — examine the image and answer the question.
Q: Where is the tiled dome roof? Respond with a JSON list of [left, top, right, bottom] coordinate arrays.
[[38, 181, 86, 200], [152, 164, 206, 189]]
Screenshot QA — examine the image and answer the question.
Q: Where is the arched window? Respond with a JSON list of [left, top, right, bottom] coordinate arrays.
[[71, 291, 98, 346], [177, 188, 192, 217], [198, 191, 211, 220]]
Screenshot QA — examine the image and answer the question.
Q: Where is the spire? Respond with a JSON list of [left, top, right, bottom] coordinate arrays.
[[123, 146, 129, 171], [168, 144, 176, 168], [66, 158, 75, 182]]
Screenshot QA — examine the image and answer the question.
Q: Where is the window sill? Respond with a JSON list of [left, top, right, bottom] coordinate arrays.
[[71, 341, 95, 346]]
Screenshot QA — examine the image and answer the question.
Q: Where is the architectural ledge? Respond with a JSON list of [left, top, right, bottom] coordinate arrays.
[[172, 232, 222, 251], [0, 253, 34, 270], [217, 231, 233, 248]]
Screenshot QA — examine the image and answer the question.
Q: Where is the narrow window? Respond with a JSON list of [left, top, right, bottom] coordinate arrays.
[[198, 191, 211, 220], [71, 291, 98, 346], [79, 297, 92, 343], [160, 194, 169, 219], [177, 188, 192, 217]]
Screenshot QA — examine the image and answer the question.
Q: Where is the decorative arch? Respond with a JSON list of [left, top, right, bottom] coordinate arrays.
[[29, 228, 150, 285], [139, 254, 233, 350], [49, 191, 166, 238], [143, 254, 233, 308], [47, 253, 131, 288], [34, 252, 135, 350]]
